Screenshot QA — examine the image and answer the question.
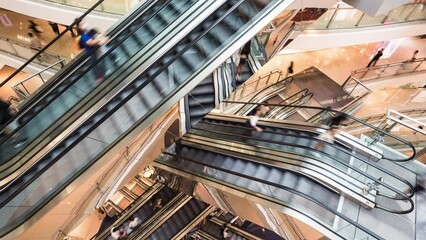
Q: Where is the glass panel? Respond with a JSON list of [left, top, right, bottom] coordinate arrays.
[[387, 5, 415, 23], [329, 9, 363, 29], [0, 38, 13, 53], [307, 9, 335, 29], [44, 0, 142, 15], [407, 3, 426, 21]]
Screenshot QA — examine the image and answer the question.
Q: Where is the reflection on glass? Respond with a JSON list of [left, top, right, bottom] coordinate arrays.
[[44, 0, 142, 15], [308, 3, 426, 30]]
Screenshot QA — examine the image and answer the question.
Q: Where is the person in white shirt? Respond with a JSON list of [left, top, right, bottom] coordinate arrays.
[[248, 107, 263, 132], [128, 217, 140, 230], [110, 227, 126, 240]]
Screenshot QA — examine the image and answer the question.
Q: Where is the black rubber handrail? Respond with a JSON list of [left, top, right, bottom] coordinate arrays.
[[0, 0, 168, 149], [159, 151, 383, 240], [0, 0, 158, 136], [224, 101, 416, 162], [91, 182, 163, 240], [0, 1, 251, 236], [267, 88, 313, 118], [200, 115, 415, 196], [190, 119, 414, 214], [235, 76, 293, 115], [273, 92, 313, 118], [0, 0, 106, 89]]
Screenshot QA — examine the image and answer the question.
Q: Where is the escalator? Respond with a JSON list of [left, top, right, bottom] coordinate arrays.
[[198, 217, 263, 240], [95, 184, 179, 239], [0, 0, 293, 237], [0, 0, 202, 182], [186, 74, 216, 128], [154, 112, 417, 239]]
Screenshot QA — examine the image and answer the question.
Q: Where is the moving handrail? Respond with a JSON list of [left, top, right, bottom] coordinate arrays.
[[0, 0, 284, 236], [159, 150, 384, 240], [222, 101, 416, 162], [0, 0, 157, 136], [265, 88, 313, 118], [0, 0, 179, 175], [234, 76, 293, 115], [0, 0, 105, 89], [193, 115, 414, 214]]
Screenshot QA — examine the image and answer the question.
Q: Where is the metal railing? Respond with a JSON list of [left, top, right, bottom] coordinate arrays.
[[342, 57, 426, 95], [346, 108, 426, 128], [387, 109, 426, 135], [0, 0, 106, 90], [224, 69, 286, 109], [0, 36, 64, 66], [11, 60, 66, 99], [44, 0, 144, 15], [308, 2, 426, 30]]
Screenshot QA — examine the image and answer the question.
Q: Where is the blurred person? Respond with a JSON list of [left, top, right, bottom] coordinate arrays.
[[367, 48, 384, 67], [247, 106, 263, 132], [260, 102, 270, 116], [236, 40, 251, 79], [314, 113, 348, 153], [79, 28, 109, 82], [285, 61, 294, 78], [28, 20, 44, 41], [48, 21, 60, 36], [110, 227, 127, 240], [411, 50, 419, 61], [127, 216, 141, 232], [222, 226, 231, 239]]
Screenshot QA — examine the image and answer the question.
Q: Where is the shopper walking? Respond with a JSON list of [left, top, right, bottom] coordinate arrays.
[[411, 50, 419, 61], [79, 28, 109, 82], [285, 61, 294, 78], [28, 20, 45, 41], [247, 106, 263, 132], [314, 113, 348, 152], [48, 21, 60, 36], [367, 48, 384, 67]]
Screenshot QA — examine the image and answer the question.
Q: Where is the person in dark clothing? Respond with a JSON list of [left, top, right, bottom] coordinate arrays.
[[28, 20, 44, 40], [80, 28, 109, 82], [236, 40, 252, 78], [286, 61, 294, 78], [314, 113, 348, 152], [0, 99, 27, 147], [48, 21, 60, 36], [367, 48, 384, 67]]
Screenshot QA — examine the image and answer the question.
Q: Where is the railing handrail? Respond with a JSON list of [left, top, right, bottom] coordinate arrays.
[[352, 57, 426, 75], [387, 109, 426, 135], [308, 2, 426, 30], [0, 0, 160, 141], [222, 100, 416, 161], [11, 60, 66, 88], [0, 36, 63, 59], [347, 108, 426, 126], [0, 0, 106, 89]]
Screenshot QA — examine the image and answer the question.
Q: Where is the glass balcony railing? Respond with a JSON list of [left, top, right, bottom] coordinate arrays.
[[0, 36, 65, 66], [44, 0, 144, 15], [308, 2, 426, 30]]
